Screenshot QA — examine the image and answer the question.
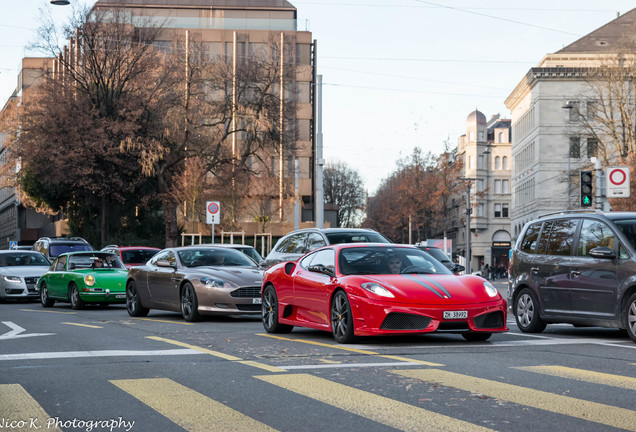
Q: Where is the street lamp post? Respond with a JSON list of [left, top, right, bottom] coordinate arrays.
[[459, 177, 477, 274]]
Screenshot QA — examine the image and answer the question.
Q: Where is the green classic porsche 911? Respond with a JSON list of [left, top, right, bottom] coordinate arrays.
[[38, 251, 128, 309]]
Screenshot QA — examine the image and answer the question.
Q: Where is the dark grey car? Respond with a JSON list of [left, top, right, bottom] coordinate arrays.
[[508, 210, 636, 343], [263, 228, 391, 268]]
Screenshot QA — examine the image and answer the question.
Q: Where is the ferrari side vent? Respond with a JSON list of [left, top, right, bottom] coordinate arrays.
[[380, 313, 431, 330], [473, 311, 504, 329], [230, 287, 261, 298]]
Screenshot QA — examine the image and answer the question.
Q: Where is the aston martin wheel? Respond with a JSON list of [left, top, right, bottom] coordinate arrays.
[[40, 283, 54, 308], [331, 290, 356, 344], [126, 280, 149, 317], [69, 283, 84, 310], [262, 284, 293, 333], [515, 288, 546, 333], [180, 282, 201, 322], [625, 292, 636, 343], [462, 332, 492, 342]]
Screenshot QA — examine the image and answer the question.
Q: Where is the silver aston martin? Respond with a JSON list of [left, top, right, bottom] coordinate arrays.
[[125, 246, 263, 321]]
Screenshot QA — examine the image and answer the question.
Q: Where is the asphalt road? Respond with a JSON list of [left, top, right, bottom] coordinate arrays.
[[1, 290, 635, 432]]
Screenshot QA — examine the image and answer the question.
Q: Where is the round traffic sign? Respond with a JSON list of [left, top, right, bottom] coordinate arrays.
[[207, 202, 219, 214], [609, 168, 627, 186]]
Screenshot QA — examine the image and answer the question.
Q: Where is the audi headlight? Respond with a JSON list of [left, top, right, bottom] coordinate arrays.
[[361, 282, 395, 298], [201, 277, 229, 288], [3, 275, 21, 283], [483, 281, 498, 297], [84, 275, 95, 287]]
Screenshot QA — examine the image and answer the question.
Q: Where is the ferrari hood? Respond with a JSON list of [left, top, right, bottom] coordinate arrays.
[[365, 274, 496, 303]]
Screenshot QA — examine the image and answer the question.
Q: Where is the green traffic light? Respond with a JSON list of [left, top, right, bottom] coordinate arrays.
[[584, 196, 591, 204]]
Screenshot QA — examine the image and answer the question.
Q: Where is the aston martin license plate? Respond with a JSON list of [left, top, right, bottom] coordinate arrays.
[[252, 298, 262, 304], [443, 310, 467, 319]]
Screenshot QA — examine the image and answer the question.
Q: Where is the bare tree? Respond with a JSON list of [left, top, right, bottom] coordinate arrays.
[[323, 161, 365, 228]]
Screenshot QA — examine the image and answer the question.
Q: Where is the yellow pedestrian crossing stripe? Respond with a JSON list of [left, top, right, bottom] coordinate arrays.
[[254, 373, 494, 432], [513, 365, 636, 390], [110, 378, 277, 432], [391, 369, 636, 431], [0, 384, 63, 432]]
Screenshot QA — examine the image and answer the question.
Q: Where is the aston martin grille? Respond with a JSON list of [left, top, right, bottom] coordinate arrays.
[[231, 287, 261, 298], [380, 313, 431, 330]]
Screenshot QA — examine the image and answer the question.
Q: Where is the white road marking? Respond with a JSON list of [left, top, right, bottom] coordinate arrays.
[[0, 321, 54, 340], [0, 349, 205, 361], [282, 362, 422, 370]]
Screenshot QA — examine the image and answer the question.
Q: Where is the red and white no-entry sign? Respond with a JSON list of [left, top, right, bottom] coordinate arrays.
[[206, 201, 221, 224], [606, 167, 630, 198]]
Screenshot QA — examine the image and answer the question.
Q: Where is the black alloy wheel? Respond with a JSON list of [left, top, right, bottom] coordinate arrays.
[[331, 291, 356, 344], [40, 283, 54, 308], [262, 285, 293, 333], [126, 280, 149, 317], [625, 292, 636, 343], [180, 282, 201, 322], [70, 283, 84, 310], [515, 288, 546, 333]]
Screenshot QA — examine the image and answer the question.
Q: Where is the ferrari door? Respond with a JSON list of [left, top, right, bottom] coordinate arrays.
[[293, 249, 336, 326]]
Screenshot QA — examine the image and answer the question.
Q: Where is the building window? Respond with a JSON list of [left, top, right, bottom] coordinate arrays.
[[478, 131, 484, 141], [494, 156, 501, 170], [494, 180, 501, 194], [569, 136, 581, 158], [587, 101, 597, 120], [502, 203, 509, 217], [469, 131, 474, 142], [498, 132, 504, 143], [478, 203, 484, 217], [503, 179, 509, 194], [494, 203, 501, 218], [478, 155, 484, 169], [477, 179, 484, 192], [502, 156, 509, 170], [587, 138, 598, 158], [568, 102, 580, 121]]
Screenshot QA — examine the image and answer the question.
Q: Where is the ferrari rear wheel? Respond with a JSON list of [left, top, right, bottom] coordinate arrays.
[[40, 283, 54, 308], [331, 291, 356, 344], [262, 285, 293, 333], [515, 288, 546, 333], [462, 332, 492, 342], [126, 280, 149, 317], [70, 283, 84, 310], [180, 282, 201, 322]]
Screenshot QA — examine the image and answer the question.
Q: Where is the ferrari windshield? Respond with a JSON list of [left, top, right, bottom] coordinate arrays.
[[338, 246, 453, 276]]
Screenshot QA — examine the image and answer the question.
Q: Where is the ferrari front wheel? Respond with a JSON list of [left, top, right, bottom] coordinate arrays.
[[262, 285, 293, 333], [331, 291, 356, 344]]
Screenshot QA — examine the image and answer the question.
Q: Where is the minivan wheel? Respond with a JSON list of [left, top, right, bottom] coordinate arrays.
[[625, 292, 636, 343], [515, 288, 546, 333]]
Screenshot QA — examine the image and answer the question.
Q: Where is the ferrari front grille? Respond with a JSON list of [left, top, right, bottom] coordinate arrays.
[[437, 321, 469, 331], [380, 313, 431, 330], [473, 311, 504, 329], [230, 287, 261, 298]]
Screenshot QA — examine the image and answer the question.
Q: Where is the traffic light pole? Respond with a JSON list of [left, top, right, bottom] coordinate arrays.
[[594, 159, 603, 210]]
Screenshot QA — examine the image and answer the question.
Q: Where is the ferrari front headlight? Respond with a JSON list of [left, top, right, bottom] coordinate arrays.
[[361, 282, 395, 298], [483, 281, 498, 297], [84, 275, 95, 287]]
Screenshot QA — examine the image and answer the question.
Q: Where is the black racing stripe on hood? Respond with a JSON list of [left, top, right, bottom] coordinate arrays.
[[413, 274, 452, 298], [402, 274, 444, 298]]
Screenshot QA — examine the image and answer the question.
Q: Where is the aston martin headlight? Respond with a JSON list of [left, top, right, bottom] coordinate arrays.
[[84, 275, 95, 287], [361, 282, 395, 298], [201, 277, 229, 288], [483, 281, 498, 297], [3, 275, 21, 283]]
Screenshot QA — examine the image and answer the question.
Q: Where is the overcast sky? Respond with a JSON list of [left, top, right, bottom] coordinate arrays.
[[2, 1, 636, 193]]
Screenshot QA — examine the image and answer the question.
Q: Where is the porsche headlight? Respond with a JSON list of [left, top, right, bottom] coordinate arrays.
[[361, 282, 395, 298], [483, 281, 498, 297], [3, 275, 21, 283], [84, 275, 95, 287], [201, 277, 229, 288]]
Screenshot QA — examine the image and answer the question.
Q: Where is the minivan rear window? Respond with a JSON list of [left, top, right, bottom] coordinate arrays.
[[613, 219, 636, 250]]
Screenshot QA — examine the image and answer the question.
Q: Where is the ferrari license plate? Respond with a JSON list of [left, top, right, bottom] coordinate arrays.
[[252, 297, 262, 304], [115, 294, 126, 299], [443, 310, 468, 319]]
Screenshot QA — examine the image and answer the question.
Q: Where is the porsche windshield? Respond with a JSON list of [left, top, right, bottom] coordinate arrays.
[[338, 247, 453, 276]]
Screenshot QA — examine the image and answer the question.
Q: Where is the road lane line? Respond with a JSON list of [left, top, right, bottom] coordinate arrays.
[[147, 336, 286, 372], [0, 384, 63, 432], [61, 322, 103, 329], [133, 318, 194, 325], [391, 369, 636, 431], [282, 362, 421, 370], [0, 349, 203, 361], [111, 378, 277, 432], [513, 365, 636, 390], [257, 333, 444, 366], [254, 373, 493, 432], [19, 309, 76, 315]]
